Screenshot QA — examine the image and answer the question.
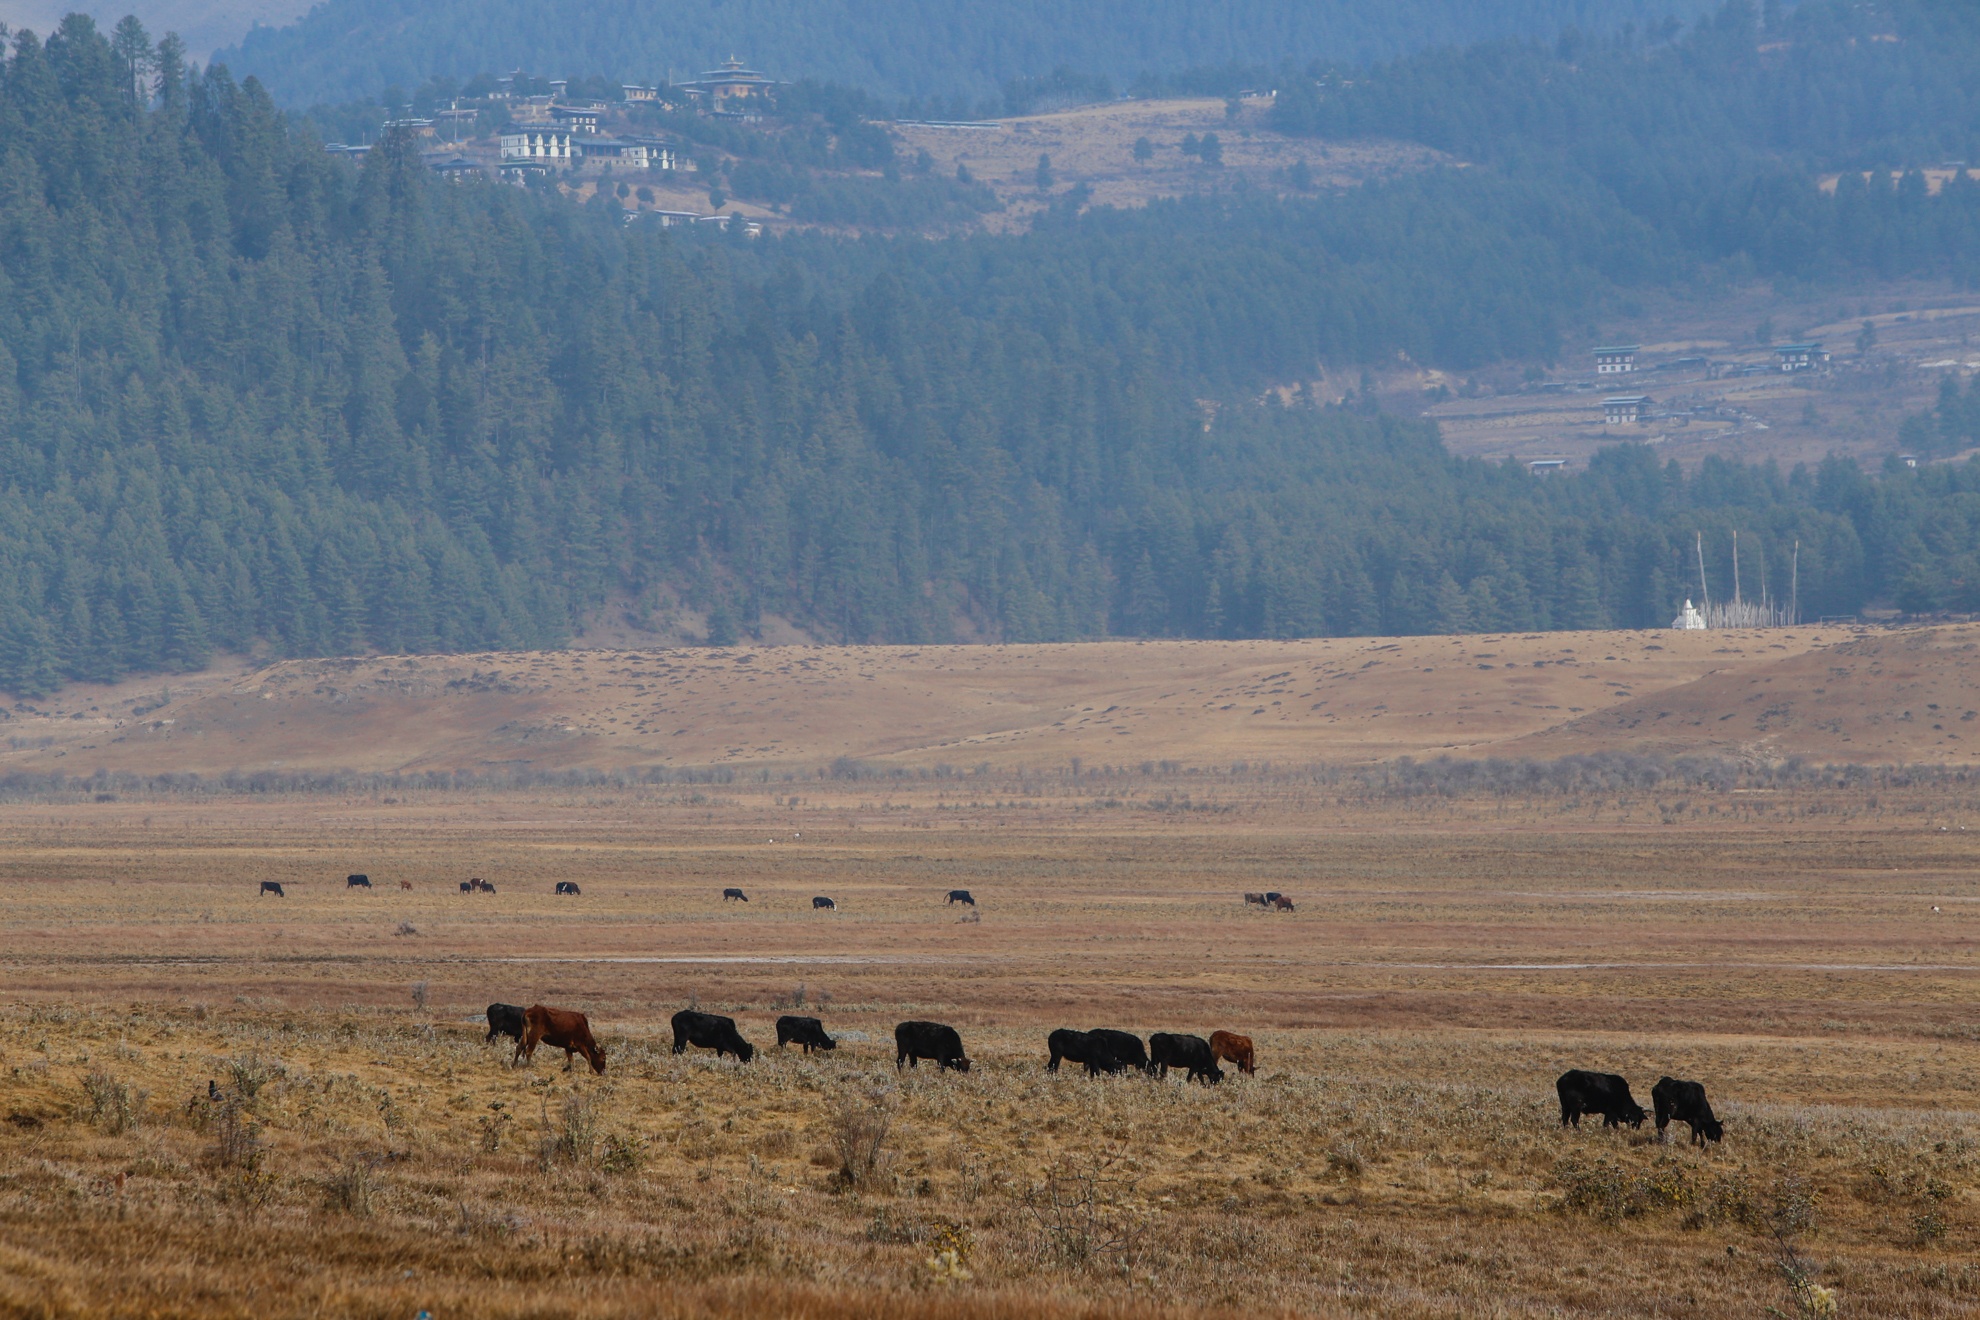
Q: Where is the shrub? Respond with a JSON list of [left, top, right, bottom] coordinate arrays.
[[80, 1071, 146, 1134], [828, 1088, 893, 1190]]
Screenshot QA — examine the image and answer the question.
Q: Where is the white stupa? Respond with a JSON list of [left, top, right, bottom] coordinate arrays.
[[1671, 599, 1705, 630]]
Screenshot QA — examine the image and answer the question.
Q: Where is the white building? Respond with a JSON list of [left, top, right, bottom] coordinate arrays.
[[1592, 344, 1639, 374], [1603, 395, 1651, 426], [499, 126, 573, 162], [1671, 599, 1706, 629]]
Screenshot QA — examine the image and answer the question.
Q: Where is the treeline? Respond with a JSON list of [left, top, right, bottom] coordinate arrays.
[[1271, 0, 1980, 286], [219, 0, 1719, 110]]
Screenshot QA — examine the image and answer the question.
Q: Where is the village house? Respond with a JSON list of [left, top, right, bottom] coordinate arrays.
[[1603, 395, 1651, 426], [623, 84, 660, 103], [1773, 342, 1830, 371], [1592, 344, 1639, 374], [580, 137, 677, 170], [548, 105, 601, 133], [499, 125, 573, 163]]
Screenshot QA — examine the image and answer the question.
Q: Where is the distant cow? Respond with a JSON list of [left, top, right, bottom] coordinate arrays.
[[1557, 1070, 1647, 1129], [1150, 1033, 1223, 1085], [722, 888, 749, 902], [459, 882, 472, 892], [1264, 892, 1283, 903], [946, 889, 975, 906], [1270, 895, 1295, 912], [896, 1020, 970, 1072], [259, 881, 285, 897], [555, 882, 581, 895], [672, 1010, 755, 1062], [812, 896, 836, 910], [1652, 1077, 1724, 1145], [481, 882, 496, 894], [468, 878, 487, 891], [485, 1002, 527, 1045], [1209, 1030, 1256, 1076], [399, 881, 412, 890], [775, 1015, 837, 1053], [347, 873, 371, 889], [1243, 892, 1269, 907], [515, 1005, 606, 1075]]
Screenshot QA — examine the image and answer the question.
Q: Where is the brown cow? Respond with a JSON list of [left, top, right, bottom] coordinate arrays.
[[1243, 892, 1268, 907], [1209, 1030, 1256, 1076], [399, 881, 412, 891], [1270, 895, 1295, 911], [514, 1004, 606, 1074]]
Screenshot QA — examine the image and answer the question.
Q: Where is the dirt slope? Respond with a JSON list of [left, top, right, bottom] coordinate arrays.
[[0, 627, 1865, 776], [1503, 622, 1980, 764]]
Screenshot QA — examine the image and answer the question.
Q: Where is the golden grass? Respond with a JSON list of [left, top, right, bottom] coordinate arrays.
[[0, 777, 1977, 1315]]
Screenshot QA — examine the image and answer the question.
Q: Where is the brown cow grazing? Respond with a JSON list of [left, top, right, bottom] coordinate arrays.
[[399, 881, 412, 891], [514, 1005, 606, 1074], [1243, 892, 1268, 907], [1209, 1030, 1256, 1075], [1270, 895, 1295, 912]]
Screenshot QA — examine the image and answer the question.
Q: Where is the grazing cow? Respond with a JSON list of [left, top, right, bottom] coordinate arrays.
[[399, 881, 412, 890], [1243, 892, 1269, 907], [460, 881, 472, 892], [259, 881, 285, 897], [1088, 1028, 1149, 1074], [347, 873, 371, 889], [481, 882, 496, 894], [1264, 892, 1283, 903], [812, 895, 836, 910], [776, 1014, 837, 1053], [672, 1010, 755, 1062], [555, 881, 581, 895], [1209, 1030, 1256, 1076], [1652, 1077, 1724, 1145], [1150, 1033, 1224, 1085], [514, 1004, 606, 1075], [468, 878, 486, 891], [484, 1002, 527, 1045], [1270, 895, 1295, 912], [895, 1020, 971, 1072], [946, 889, 975, 906], [722, 887, 748, 903], [1047, 1028, 1120, 1075], [1556, 1070, 1648, 1130]]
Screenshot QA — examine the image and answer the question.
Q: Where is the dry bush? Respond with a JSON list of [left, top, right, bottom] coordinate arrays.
[[79, 1070, 146, 1134], [541, 1094, 598, 1168], [209, 1098, 263, 1170], [829, 1087, 894, 1190], [326, 1155, 378, 1215], [224, 1051, 283, 1101], [1020, 1151, 1145, 1274]]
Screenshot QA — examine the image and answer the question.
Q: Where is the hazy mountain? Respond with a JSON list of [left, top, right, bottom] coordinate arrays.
[[215, 0, 1722, 108], [0, 0, 305, 58]]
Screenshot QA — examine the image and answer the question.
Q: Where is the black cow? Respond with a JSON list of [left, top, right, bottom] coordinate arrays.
[[1048, 1028, 1143, 1076], [485, 1002, 527, 1045], [1652, 1077, 1724, 1145], [671, 1010, 755, 1062], [481, 882, 496, 894], [555, 881, 581, 895], [722, 887, 748, 902], [1557, 1070, 1648, 1129], [346, 873, 371, 889], [776, 1015, 837, 1053], [812, 895, 836, 910], [1089, 1029, 1149, 1074], [895, 1020, 970, 1072], [1150, 1033, 1223, 1085], [459, 881, 472, 892], [946, 889, 975, 906], [259, 881, 285, 897]]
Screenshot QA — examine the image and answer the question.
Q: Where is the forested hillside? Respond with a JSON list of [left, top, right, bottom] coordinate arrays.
[[6, 8, 1980, 694], [215, 0, 1717, 110]]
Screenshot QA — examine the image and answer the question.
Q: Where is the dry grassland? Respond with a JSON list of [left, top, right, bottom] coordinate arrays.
[[2, 625, 1895, 779], [2, 773, 1978, 1318]]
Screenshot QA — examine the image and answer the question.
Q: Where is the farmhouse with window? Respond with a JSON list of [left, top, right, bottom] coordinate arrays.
[[1773, 342, 1830, 371], [1603, 395, 1651, 426], [500, 125, 573, 162], [1592, 344, 1639, 374], [581, 137, 675, 170]]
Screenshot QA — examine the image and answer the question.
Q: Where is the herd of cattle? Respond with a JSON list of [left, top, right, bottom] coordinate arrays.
[[479, 1005, 1726, 1145], [482, 1002, 1259, 1085]]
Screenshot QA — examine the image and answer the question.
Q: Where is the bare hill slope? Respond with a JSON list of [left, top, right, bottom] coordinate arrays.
[[0, 627, 1888, 776], [1503, 623, 1980, 765]]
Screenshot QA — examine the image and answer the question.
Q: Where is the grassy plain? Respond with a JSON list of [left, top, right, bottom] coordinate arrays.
[[2, 773, 1978, 1317]]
